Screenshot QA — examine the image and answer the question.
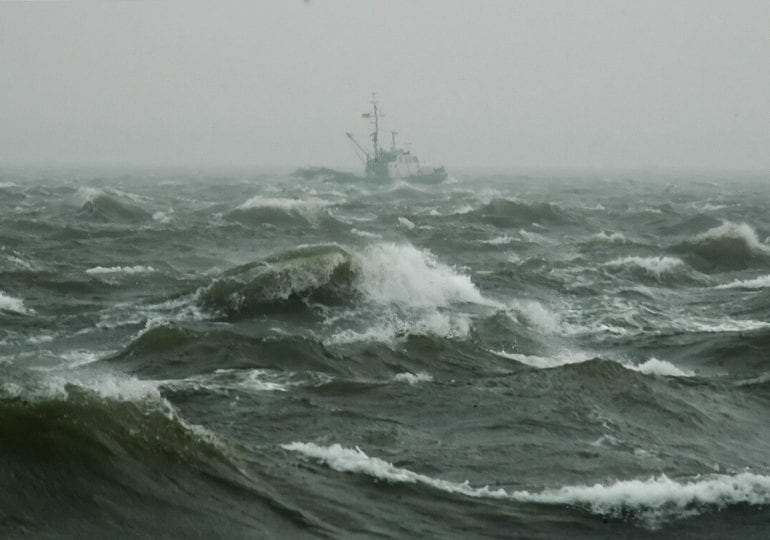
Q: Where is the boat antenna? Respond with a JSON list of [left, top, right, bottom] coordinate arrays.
[[368, 93, 383, 162]]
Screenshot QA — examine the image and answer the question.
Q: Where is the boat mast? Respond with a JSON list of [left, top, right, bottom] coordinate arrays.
[[391, 130, 397, 151], [370, 93, 380, 161]]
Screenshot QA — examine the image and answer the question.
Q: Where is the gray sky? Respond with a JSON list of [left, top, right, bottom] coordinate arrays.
[[1, 1, 769, 170]]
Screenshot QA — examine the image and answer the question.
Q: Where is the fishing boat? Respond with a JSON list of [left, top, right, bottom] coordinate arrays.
[[346, 95, 448, 183]]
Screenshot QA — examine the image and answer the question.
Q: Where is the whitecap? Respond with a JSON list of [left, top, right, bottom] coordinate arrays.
[[603, 256, 687, 280], [507, 300, 563, 335], [354, 243, 496, 310], [492, 349, 592, 369], [86, 265, 156, 275], [481, 235, 516, 245], [283, 442, 770, 528], [397, 217, 415, 230], [519, 229, 554, 245], [694, 221, 770, 255], [626, 357, 694, 377], [351, 229, 382, 239], [591, 231, 627, 244], [716, 275, 770, 290], [237, 196, 330, 212], [0, 291, 34, 315], [393, 372, 433, 385]]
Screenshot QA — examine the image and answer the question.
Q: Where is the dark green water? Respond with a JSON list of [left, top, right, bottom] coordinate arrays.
[[2, 166, 770, 538]]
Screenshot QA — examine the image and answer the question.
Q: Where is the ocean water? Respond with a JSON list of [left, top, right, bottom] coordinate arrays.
[[2, 167, 770, 538]]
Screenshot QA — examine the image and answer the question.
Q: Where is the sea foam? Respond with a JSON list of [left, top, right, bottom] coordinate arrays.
[[355, 243, 493, 310], [86, 265, 157, 275], [627, 357, 694, 377], [283, 442, 770, 528], [716, 275, 770, 290], [0, 291, 34, 315], [603, 256, 688, 280], [237, 196, 329, 212]]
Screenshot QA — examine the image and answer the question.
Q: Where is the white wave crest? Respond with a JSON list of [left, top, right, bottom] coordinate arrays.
[[354, 243, 494, 310], [481, 235, 516, 245], [237, 196, 329, 212], [492, 349, 592, 369], [516, 472, 770, 528], [519, 229, 554, 245], [507, 300, 563, 335], [604, 256, 687, 279], [284, 442, 770, 528], [592, 231, 627, 244], [86, 265, 156, 275], [675, 317, 770, 334], [695, 221, 770, 254], [627, 357, 694, 377], [327, 311, 472, 345], [351, 229, 382, 239], [77, 186, 104, 203], [0, 371, 161, 403], [393, 372, 433, 385], [397, 217, 415, 230], [282, 442, 509, 499], [0, 291, 34, 315], [716, 275, 770, 290], [152, 210, 173, 224]]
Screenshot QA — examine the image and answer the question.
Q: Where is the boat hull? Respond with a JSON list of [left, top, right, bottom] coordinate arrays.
[[366, 167, 448, 184]]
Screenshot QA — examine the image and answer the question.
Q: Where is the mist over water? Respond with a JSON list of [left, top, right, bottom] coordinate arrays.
[[2, 167, 770, 537]]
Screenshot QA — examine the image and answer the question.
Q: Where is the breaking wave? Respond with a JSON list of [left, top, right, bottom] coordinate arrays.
[[77, 190, 151, 223], [284, 442, 770, 528], [0, 368, 311, 537], [602, 256, 704, 284], [716, 275, 770, 290], [225, 195, 342, 229], [0, 291, 34, 315], [86, 265, 157, 275], [673, 222, 770, 271], [197, 244, 354, 317], [198, 242, 493, 318], [590, 231, 628, 244], [627, 357, 694, 377]]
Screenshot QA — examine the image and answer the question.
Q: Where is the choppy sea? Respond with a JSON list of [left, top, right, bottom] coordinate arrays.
[[2, 166, 770, 538]]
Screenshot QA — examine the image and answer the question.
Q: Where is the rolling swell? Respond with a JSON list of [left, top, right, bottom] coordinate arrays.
[[105, 323, 346, 378], [225, 196, 346, 231], [77, 192, 151, 223], [465, 198, 570, 227], [0, 371, 313, 538], [602, 256, 707, 285], [292, 166, 359, 183]]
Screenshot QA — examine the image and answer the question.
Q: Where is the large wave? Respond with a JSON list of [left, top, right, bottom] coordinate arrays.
[[198, 244, 354, 317], [465, 198, 569, 227], [0, 369, 312, 537], [198, 242, 493, 318], [672, 221, 770, 271], [77, 189, 151, 223], [225, 195, 344, 229], [602, 256, 707, 285]]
